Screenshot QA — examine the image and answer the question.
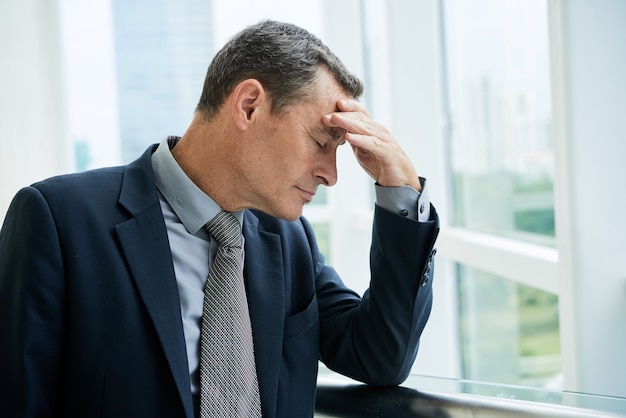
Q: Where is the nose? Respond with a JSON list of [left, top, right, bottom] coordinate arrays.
[[314, 149, 338, 187]]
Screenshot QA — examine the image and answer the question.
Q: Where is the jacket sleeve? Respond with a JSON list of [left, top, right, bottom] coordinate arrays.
[[315, 204, 439, 385], [0, 186, 66, 417]]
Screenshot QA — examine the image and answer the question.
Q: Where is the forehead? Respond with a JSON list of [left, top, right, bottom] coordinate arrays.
[[293, 70, 351, 120], [312, 67, 352, 106], [274, 68, 351, 138]]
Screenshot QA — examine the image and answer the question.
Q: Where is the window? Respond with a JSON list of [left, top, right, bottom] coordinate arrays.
[[442, 0, 561, 387], [444, 0, 555, 246], [458, 265, 561, 387]]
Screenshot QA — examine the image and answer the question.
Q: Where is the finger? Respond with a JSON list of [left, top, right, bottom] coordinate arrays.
[[322, 99, 371, 130], [344, 131, 382, 154], [323, 110, 386, 140], [322, 112, 365, 132], [336, 98, 370, 116]]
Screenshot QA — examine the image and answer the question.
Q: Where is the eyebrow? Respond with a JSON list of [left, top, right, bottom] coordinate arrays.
[[326, 127, 346, 142]]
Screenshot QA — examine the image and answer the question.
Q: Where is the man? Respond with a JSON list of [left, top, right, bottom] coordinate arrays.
[[0, 20, 438, 417]]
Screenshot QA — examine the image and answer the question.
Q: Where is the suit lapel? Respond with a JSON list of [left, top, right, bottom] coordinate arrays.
[[115, 147, 194, 418], [243, 212, 285, 418], [113, 148, 286, 418]]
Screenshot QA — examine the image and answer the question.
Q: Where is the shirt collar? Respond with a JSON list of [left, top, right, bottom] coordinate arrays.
[[151, 136, 244, 235]]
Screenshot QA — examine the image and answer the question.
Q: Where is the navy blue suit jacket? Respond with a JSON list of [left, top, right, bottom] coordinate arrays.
[[0, 146, 439, 417]]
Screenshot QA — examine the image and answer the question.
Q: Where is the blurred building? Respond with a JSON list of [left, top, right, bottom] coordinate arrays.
[[111, 0, 214, 162]]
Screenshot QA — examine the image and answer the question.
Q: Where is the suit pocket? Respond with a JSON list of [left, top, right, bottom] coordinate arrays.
[[284, 294, 319, 339], [280, 295, 320, 416]]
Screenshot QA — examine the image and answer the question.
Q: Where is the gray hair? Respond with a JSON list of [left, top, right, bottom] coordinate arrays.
[[196, 20, 364, 118]]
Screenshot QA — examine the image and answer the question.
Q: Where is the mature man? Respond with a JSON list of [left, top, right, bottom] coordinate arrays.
[[0, 20, 438, 417]]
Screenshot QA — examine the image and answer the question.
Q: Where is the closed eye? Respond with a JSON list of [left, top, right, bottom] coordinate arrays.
[[311, 136, 327, 149]]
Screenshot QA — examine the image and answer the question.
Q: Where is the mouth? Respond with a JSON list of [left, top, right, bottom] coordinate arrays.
[[296, 187, 316, 202]]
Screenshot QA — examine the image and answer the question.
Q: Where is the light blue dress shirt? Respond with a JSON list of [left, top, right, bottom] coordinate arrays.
[[151, 136, 430, 394]]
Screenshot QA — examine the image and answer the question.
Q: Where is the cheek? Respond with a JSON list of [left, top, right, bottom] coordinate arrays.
[[259, 130, 317, 181], [272, 146, 311, 177]]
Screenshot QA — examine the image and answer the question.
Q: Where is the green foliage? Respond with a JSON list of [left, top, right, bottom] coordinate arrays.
[[452, 171, 555, 239], [458, 267, 561, 386]]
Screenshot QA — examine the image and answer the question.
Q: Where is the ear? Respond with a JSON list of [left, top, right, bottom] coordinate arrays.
[[231, 79, 267, 131]]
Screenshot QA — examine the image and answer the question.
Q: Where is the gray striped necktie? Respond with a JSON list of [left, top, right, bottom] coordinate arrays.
[[200, 211, 262, 417]]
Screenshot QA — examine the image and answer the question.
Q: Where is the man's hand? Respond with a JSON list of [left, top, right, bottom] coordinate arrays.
[[323, 99, 422, 192]]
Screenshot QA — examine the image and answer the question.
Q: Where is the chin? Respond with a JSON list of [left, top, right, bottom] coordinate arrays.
[[280, 211, 304, 222], [254, 199, 304, 222], [274, 206, 305, 222]]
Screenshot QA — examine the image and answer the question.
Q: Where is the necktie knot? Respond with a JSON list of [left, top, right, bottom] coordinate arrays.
[[205, 211, 240, 248]]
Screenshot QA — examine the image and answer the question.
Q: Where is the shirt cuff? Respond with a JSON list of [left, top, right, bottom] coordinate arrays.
[[375, 177, 431, 222]]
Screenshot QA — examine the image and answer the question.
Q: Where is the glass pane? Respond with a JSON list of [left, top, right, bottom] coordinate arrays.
[[458, 264, 561, 388], [443, 0, 555, 246], [311, 222, 331, 263], [320, 367, 626, 416]]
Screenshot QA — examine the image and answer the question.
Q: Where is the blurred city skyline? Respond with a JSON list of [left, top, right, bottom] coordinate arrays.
[[60, 0, 325, 169]]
